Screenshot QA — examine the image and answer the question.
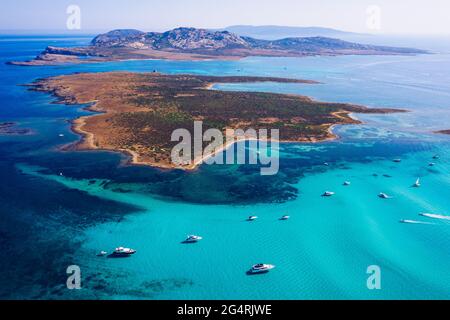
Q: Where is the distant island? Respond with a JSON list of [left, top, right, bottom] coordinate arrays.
[[435, 129, 450, 135], [217, 25, 361, 40], [30, 72, 404, 170], [10, 27, 427, 66]]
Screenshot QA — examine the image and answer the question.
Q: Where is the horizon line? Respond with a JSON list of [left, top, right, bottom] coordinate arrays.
[[0, 27, 449, 37]]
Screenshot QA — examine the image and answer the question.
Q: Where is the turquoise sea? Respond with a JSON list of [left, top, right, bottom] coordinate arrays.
[[0, 35, 449, 299]]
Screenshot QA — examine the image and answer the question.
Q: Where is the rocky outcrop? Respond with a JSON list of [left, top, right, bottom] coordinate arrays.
[[90, 27, 427, 54], [91, 27, 250, 51]]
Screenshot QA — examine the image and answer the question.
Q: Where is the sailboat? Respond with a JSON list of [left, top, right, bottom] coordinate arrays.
[[413, 178, 421, 188]]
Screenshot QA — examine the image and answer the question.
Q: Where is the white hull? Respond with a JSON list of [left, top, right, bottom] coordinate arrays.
[[250, 264, 275, 273]]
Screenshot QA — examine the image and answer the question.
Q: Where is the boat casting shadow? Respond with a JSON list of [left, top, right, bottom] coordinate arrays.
[[181, 241, 198, 244], [106, 254, 133, 259], [246, 270, 270, 276]]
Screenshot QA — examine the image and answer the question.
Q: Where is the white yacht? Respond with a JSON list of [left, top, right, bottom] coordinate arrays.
[[112, 247, 136, 256], [249, 264, 275, 274], [378, 193, 390, 199], [322, 191, 335, 197], [97, 251, 107, 257], [433, 155, 440, 160], [343, 181, 351, 186], [413, 178, 421, 188], [185, 235, 203, 243], [429, 162, 435, 167], [280, 215, 290, 220], [248, 216, 258, 221]]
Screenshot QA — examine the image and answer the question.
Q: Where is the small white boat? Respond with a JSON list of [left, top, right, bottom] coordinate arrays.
[[378, 193, 390, 199], [97, 251, 107, 256], [59, 134, 64, 137], [433, 155, 440, 160], [185, 235, 203, 243], [429, 162, 435, 167], [280, 215, 290, 220], [112, 247, 136, 256], [249, 264, 275, 274], [322, 191, 335, 197], [393, 159, 402, 163], [343, 181, 351, 186], [324, 162, 329, 166], [248, 216, 258, 221], [413, 178, 421, 188]]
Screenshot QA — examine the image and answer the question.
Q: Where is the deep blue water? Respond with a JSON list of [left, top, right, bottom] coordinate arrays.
[[0, 35, 450, 299]]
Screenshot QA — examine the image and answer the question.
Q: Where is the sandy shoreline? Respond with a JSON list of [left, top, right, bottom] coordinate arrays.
[[32, 71, 402, 172], [67, 112, 343, 171]]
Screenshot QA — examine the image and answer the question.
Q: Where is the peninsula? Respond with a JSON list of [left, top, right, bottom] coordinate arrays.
[[10, 27, 427, 66], [31, 72, 404, 169]]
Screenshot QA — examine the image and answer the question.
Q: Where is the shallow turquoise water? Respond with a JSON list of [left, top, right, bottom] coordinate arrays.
[[1, 35, 450, 299], [17, 144, 450, 299]]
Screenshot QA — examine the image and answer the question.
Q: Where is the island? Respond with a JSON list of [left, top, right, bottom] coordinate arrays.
[[10, 27, 427, 66], [435, 130, 450, 135], [30, 72, 404, 170]]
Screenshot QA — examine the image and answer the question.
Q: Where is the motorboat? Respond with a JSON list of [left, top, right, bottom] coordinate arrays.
[[248, 216, 258, 221], [433, 155, 440, 160], [343, 181, 351, 186], [413, 178, 421, 188], [280, 215, 290, 220], [393, 159, 402, 163], [322, 191, 335, 197], [97, 251, 107, 256], [185, 235, 203, 243], [249, 264, 275, 274], [111, 247, 136, 257], [429, 162, 435, 167], [378, 193, 390, 199]]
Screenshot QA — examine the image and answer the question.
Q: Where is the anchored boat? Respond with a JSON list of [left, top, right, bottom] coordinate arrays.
[[249, 264, 275, 274]]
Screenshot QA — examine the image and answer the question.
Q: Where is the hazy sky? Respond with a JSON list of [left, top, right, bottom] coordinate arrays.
[[1, 0, 449, 35]]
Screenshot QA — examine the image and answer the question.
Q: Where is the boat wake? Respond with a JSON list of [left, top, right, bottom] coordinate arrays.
[[420, 213, 450, 221], [400, 219, 435, 225]]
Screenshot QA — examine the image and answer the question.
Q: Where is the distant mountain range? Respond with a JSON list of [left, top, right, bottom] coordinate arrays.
[[216, 25, 361, 40], [10, 27, 427, 66]]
